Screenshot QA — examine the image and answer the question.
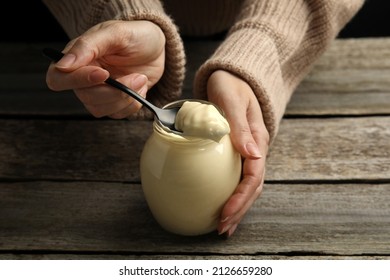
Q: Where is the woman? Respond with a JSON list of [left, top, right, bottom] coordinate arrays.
[[42, 0, 364, 237]]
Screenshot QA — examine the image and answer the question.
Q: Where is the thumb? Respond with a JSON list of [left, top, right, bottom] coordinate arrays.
[[55, 41, 97, 72], [228, 114, 262, 160], [55, 25, 117, 71]]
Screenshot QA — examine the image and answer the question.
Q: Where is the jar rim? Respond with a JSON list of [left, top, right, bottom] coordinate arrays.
[[154, 98, 226, 134], [162, 98, 225, 114], [153, 99, 227, 144]]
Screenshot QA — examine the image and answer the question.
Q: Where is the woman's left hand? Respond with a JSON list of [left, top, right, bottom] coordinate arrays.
[[207, 70, 270, 237]]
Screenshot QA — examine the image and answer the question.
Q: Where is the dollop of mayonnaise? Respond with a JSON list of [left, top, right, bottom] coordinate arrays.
[[174, 101, 230, 142]]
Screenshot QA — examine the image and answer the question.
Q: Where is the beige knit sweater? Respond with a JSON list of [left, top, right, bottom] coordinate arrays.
[[42, 0, 364, 142]]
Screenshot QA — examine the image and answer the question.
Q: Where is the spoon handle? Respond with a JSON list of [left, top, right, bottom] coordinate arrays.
[[41, 47, 160, 116]]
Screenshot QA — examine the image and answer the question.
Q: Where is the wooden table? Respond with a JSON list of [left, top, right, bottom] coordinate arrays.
[[0, 38, 389, 260]]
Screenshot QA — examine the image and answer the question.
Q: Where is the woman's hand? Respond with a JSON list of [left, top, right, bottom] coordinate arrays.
[[45, 20, 166, 118], [207, 70, 270, 237]]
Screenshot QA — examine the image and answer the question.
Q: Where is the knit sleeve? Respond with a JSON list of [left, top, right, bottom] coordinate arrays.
[[42, 0, 185, 119], [193, 0, 364, 142]]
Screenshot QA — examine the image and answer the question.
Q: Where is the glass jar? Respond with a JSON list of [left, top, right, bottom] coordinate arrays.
[[140, 100, 242, 236]]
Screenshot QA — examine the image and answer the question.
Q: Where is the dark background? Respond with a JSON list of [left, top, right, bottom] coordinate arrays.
[[1, 1, 389, 42]]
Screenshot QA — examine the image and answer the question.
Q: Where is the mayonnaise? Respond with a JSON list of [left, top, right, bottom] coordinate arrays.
[[174, 101, 230, 142], [140, 99, 242, 236]]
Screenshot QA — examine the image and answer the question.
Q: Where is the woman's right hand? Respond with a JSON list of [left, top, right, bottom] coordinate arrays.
[[45, 20, 166, 119]]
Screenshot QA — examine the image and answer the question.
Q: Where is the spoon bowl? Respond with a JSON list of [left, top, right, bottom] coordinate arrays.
[[42, 47, 181, 131]]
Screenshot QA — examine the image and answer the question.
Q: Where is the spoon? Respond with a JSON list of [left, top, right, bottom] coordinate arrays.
[[42, 47, 180, 131]]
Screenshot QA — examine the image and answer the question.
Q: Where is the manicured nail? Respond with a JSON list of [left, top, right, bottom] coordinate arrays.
[[56, 53, 76, 68], [132, 74, 148, 90], [218, 224, 232, 235], [245, 142, 262, 159], [227, 224, 238, 237]]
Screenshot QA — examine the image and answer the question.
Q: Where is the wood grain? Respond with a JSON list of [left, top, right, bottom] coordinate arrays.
[[289, 38, 390, 116], [1, 254, 389, 260], [0, 181, 388, 255], [0, 117, 388, 182], [1, 38, 390, 116], [268, 117, 390, 181], [0, 119, 151, 182], [1, 38, 390, 259]]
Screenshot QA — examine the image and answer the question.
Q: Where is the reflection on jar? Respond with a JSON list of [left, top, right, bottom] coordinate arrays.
[[140, 100, 242, 236]]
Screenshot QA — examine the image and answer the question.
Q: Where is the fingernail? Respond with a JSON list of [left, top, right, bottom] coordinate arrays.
[[132, 74, 148, 90], [221, 216, 230, 223], [88, 70, 108, 83], [245, 142, 262, 159], [218, 224, 232, 235], [56, 53, 76, 68], [227, 224, 238, 237]]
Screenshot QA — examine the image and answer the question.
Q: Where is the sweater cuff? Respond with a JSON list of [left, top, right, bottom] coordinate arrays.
[[194, 29, 287, 143]]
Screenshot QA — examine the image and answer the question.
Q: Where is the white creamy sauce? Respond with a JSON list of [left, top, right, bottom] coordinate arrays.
[[140, 100, 241, 235], [174, 101, 230, 142]]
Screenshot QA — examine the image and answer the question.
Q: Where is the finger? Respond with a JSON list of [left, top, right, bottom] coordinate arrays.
[[218, 110, 268, 237], [227, 185, 262, 237], [83, 84, 148, 118], [55, 32, 115, 71], [75, 74, 148, 105], [84, 98, 132, 118], [108, 85, 148, 119], [46, 65, 109, 91], [223, 160, 264, 218], [46, 30, 117, 90], [207, 71, 262, 160], [227, 100, 263, 160], [218, 158, 265, 235], [221, 171, 265, 237], [75, 85, 131, 106], [108, 103, 138, 119]]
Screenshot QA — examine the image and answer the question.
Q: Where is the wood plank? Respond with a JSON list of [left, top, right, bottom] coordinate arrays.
[[305, 38, 390, 71], [1, 254, 389, 260], [286, 91, 390, 116], [295, 69, 390, 94], [0, 90, 87, 116], [0, 181, 389, 255], [287, 38, 390, 116], [0, 117, 388, 182], [267, 116, 390, 181], [1, 38, 390, 116], [0, 119, 151, 182], [294, 38, 390, 94]]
